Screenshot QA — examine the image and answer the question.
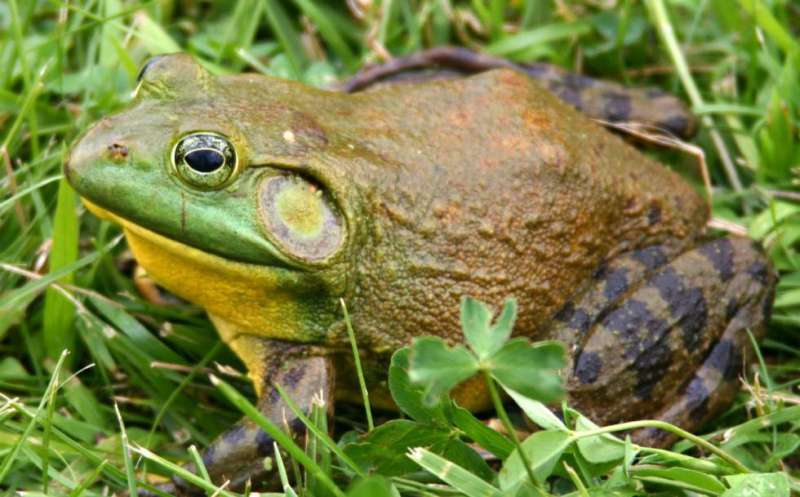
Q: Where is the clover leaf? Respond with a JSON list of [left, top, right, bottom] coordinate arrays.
[[409, 296, 565, 406]]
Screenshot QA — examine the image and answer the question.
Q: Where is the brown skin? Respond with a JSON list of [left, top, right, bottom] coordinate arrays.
[[341, 46, 698, 139], [66, 53, 775, 493]]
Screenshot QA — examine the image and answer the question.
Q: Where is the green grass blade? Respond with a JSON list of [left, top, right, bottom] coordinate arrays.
[[43, 177, 80, 363], [341, 298, 374, 431], [407, 447, 501, 497], [737, 0, 800, 55], [292, 0, 357, 70], [130, 444, 236, 497], [113, 401, 137, 497], [263, 0, 307, 79], [188, 445, 211, 483], [273, 381, 365, 477], [0, 350, 68, 484], [486, 20, 591, 57]]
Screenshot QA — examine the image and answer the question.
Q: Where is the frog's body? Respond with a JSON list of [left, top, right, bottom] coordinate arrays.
[[66, 53, 775, 491]]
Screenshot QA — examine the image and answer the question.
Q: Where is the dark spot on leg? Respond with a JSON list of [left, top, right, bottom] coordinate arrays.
[[255, 429, 273, 456], [651, 268, 708, 348], [593, 263, 609, 280], [632, 245, 668, 271], [633, 340, 673, 399], [684, 377, 710, 415], [603, 267, 629, 302], [603, 91, 633, 122], [222, 424, 247, 446], [699, 238, 735, 282], [255, 417, 305, 455], [602, 299, 652, 341], [563, 73, 595, 89], [602, 299, 669, 359], [707, 339, 740, 381], [747, 261, 770, 285], [266, 387, 281, 405], [651, 267, 683, 305], [574, 351, 603, 384], [554, 301, 575, 322], [646, 88, 667, 98], [554, 302, 592, 335], [282, 364, 305, 389], [647, 202, 662, 225], [678, 288, 707, 349], [202, 444, 217, 467], [520, 63, 552, 78], [549, 82, 582, 109], [569, 308, 592, 335], [658, 115, 689, 136], [725, 298, 739, 322]]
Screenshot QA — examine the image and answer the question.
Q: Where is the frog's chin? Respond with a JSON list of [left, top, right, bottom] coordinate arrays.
[[81, 198, 298, 293]]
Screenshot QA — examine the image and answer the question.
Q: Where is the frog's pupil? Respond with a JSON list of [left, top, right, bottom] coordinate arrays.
[[184, 149, 225, 173]]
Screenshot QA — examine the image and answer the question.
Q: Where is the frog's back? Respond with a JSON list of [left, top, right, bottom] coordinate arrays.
[[326, 69, 708, 350]]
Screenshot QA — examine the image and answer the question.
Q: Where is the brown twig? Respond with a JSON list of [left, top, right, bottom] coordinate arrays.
[[597, 120, 713, 207]]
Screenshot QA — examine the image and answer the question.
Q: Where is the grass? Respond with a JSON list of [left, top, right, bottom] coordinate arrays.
[[1, 0, 799, 496]]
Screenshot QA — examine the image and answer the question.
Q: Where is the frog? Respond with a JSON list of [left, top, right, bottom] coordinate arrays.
[[65, 50, 776, 493]]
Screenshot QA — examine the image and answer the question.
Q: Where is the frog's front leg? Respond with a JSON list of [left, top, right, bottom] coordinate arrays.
[[552, 237, 775, 447], [170, 332, 334, 495]]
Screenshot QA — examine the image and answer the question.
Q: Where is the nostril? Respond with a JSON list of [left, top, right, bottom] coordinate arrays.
[[107, 143, 129, 161]]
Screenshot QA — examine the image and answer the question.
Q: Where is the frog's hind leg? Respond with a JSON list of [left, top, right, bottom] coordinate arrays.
[[555, 237, 775, 448], [631, 301, 766, 447], [631, 240, 776, 446]]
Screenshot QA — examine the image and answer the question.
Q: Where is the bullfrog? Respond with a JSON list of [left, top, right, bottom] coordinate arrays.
[[65, 50, 775, 492]]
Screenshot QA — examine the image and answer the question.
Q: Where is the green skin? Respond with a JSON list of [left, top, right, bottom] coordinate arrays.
[[66, 52, 775, 493]]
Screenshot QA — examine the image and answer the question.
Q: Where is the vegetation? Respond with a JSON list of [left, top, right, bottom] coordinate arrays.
[[1, 1, 798, 496]]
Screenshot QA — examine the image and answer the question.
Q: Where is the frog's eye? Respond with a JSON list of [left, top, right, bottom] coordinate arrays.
[[258, 175, 345, 263], [172, 132, 237, 189]]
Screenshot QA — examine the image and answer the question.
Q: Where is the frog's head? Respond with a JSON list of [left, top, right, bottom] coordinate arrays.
[[66, 54, 354, 341]]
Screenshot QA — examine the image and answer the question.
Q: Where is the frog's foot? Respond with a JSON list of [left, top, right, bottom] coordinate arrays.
[[554, 237, 775, 447], [340, 46, 697, 139], [169, 340, 334, 495]]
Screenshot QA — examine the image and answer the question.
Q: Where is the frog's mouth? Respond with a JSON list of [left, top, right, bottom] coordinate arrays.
[[83, 199, 323, 339], [83, 199, 304, 286]]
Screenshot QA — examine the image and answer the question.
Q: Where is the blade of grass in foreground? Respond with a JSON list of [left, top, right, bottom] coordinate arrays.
[[273, 381, 364, 477], [114, 402, 137, 497], [341, 298, 374, 431], [43, 177, 79, 364], [263, 0, 307, 79], [0, 350, 67, 484], [130, 444, 236, 497], [407, 447, 501, 497], [293, 0, 358, 70]]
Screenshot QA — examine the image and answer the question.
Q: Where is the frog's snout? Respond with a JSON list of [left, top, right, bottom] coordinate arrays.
[[66, 119, 131, 188]]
